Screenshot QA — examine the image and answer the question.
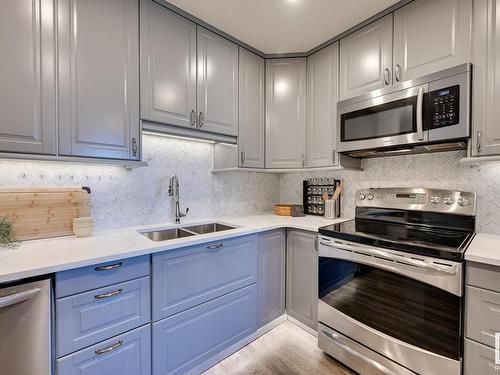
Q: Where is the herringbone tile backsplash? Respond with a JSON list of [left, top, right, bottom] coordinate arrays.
[[279, 150, 500, 234]]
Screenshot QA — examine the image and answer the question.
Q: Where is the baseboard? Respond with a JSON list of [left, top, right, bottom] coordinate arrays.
[[286, 315, 319, 338], [188, 314, 287, 374]]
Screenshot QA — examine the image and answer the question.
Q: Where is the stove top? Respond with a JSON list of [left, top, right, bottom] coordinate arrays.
[[319, 187, 476, 262]]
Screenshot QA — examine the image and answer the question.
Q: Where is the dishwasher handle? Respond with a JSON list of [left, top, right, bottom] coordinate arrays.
[[0, 288, 42, 309]]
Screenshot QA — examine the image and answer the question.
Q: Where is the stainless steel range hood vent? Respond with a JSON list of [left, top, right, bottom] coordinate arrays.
[[344, 141, 467, 159]]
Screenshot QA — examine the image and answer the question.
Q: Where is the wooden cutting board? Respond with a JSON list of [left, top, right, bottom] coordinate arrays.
[[0, 187, 91, 240]]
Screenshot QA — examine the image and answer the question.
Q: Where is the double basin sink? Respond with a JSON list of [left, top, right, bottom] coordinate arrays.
[[141, 223, 236, 242]]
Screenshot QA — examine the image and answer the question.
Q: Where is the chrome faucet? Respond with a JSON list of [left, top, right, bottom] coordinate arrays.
[[168, 175, 189, 224]]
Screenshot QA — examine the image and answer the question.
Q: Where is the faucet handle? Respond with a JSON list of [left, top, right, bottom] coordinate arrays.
[[180, 208, 189, 218]]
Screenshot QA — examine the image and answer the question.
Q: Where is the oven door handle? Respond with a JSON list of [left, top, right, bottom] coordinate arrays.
[[319, 240, 457, 275], [416, 86, 424, 141]]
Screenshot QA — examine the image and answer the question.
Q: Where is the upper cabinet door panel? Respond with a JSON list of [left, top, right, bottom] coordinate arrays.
[[238, 48, 265, 168], [393, 0, 472, 82], [266, 58, 307, 168], [197, 27, 239, 137], [140, 0, 197, 129], [307, 43, 338, 168], [0, 0, 56, 155], [339, 14, 393, 100], [58, 0, 140, 160]]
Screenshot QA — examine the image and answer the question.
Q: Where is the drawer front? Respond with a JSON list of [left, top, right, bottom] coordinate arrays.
[[464, 338, 499, 374], [466, 285, 500, 348], [57, 277, 151, 357], [152, 235, 257, 321], [56, 255, 150, 298], [152, 284, 257, 375], [58, 324, 151, 375]]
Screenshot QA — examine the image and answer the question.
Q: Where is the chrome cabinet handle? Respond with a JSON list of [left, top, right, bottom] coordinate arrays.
[[301, 153, 305, 167], [190, 109, 196, 127], [131, 137, 138, 157], [321, 330, 394, 375], [477, 131, 482, 153], [331, 149, 336, 165], [394, 64, 401, 82], [240, 151, 245, 166], [416, 86, 424, 141], [319, 240, 457, 275], [94, 262, 122, 271], [94, 288, 123, 300], [95, 340, 123, 355], [207, 243, 223, 251], [198, 111, 205, 128], [383, 68, 390, 86], [0, 288, 41, 309]]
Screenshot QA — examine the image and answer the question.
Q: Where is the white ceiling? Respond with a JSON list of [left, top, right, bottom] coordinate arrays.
[[167, 0, 400, 54]]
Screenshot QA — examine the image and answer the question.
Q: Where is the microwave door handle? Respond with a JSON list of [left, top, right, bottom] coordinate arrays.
[[416, 86, 424, 141]]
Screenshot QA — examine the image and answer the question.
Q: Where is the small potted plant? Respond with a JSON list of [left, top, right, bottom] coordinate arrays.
[[0, 216, 20, 249]]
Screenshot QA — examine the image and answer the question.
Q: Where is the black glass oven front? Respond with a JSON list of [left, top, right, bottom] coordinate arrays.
[[318, 257, 462, 360]]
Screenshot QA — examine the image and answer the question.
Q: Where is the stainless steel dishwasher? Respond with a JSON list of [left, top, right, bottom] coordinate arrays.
[[0, 277, 52, 375]]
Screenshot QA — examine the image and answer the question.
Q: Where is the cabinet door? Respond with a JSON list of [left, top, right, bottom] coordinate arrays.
[[140, 0, 197, 129], [339, 14, 393, 100], [58, 0, 140, 160], [265, 58, 307, 168], [197, 27, 239, 136], [286, 230, 318, 330], [239, 48, 265, 168], [0, 0, 56, 155], [471, 0, 500, 156], [307, 43, 339, 168], [258, 230, 285, 327], [393, 0, 472, 82]]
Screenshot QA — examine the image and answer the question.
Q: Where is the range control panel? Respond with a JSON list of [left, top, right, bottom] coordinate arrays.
[[355, 188, 476, 216], [428, 85, 460, 129]]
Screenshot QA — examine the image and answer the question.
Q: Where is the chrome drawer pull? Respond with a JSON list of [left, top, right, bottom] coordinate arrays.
[[94, 262, 122, 271], [95, 340, 123, 355], [206, 243, 223, 250], [94, 288, 123, 300]]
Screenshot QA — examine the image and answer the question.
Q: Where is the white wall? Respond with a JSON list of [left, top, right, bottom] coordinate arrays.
[[0, 134, 280, 230], [280, 151, 500, 234]]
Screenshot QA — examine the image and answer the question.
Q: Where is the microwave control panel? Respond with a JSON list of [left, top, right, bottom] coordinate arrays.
[[427, 85, 460, 129]]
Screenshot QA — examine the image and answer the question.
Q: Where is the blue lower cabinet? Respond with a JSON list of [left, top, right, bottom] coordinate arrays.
[[152, 284, 257, 375], [57, 276, 151, 357], [152, 235, 258, 321], [57, 324, 151, 375]]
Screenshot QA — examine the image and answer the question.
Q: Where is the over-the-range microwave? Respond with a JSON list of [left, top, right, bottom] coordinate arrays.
[[337, 64, 471, 158]]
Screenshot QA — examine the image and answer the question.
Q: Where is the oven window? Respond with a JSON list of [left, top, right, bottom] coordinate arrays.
[[319, 257, 461, 360], [341, 97, 417, 142]]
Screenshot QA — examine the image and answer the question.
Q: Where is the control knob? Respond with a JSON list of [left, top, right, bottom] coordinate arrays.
[[359, 194, 366, 200], [367, 193, 374, 201], [443, 196, 454, 205], [458, 197, 470, 207], [430, 196, 441, 204]]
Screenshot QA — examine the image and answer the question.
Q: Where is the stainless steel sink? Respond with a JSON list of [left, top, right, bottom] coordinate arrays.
[[141, 228, 196, 242], [182, 223, 236, 234]]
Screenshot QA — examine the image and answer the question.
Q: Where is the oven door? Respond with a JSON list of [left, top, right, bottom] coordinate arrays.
[[318, 236, 462, 375], [337, 85, 428, 153]]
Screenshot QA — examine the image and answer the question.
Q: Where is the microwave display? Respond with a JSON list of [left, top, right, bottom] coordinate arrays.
[[427, 85, 459, 129]]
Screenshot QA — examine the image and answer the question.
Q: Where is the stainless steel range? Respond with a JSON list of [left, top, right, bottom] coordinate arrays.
[[317, 188, 476, 375]]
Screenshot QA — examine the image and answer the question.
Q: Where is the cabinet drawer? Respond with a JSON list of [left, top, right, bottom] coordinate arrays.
[[57, 277, 151, 357], [56, 255, 150, 298], [466, 285, 500, 348], [467, 262, 500, 293], [152, 235, 257, 321], [152, 284, 257, 375], [464, 338, 499, 374], [58, 324, 151, 375]]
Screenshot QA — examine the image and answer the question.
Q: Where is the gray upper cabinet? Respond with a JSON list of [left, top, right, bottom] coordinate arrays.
[[471, 0, 500, 156], [307, 43, 339, 168], [58, 0, 140, 160], [286, 230, 318, 331], [339, 14, 393, 101], [238, 48, 265, 168], [197, 27, 239, 137], [393, 0, 472, 82], [266, 58, 307, 168], [0, 0, 56, 155], [140, 0, 197, 129]]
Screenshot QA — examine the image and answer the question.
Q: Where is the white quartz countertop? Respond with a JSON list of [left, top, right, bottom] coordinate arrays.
[[0, 213, 348, 283], [465, 233, 500, 267]]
